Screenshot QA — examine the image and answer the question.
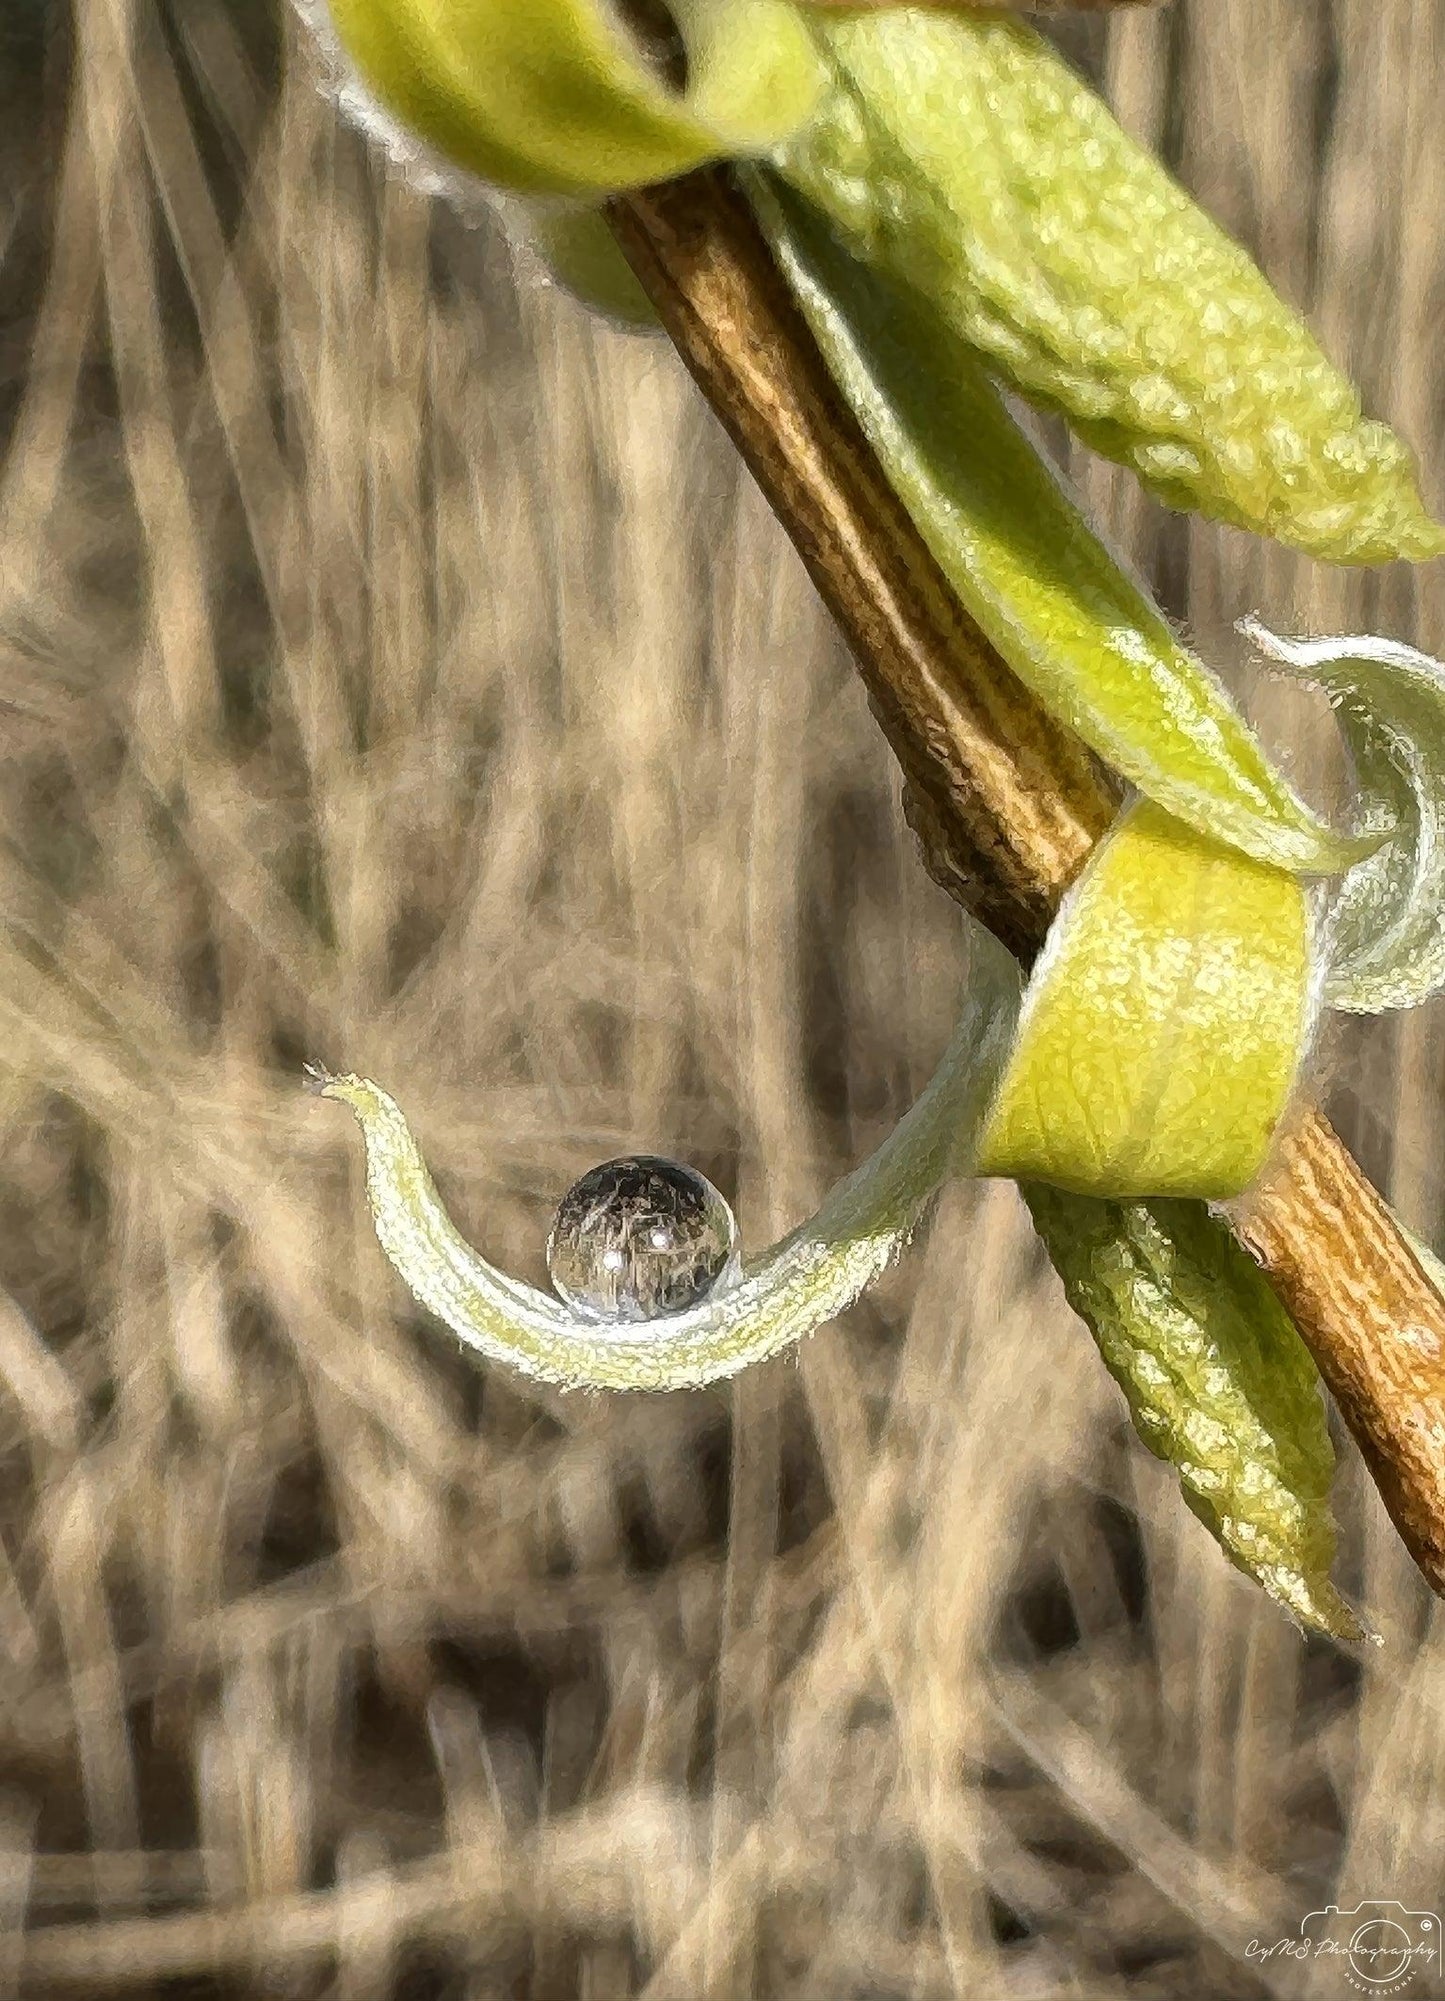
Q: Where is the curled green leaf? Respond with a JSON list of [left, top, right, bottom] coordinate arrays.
[[319, 0, 823, 200], [323, 800, 1321, 1398], [1025, 1186, 1359, 1637], [323, 779, 1328, 1548], [315, 931, 1019, 1393], [1242, 619, 1445, 1015], [750, 173, 1362, 875], [776, 11, 1443, 563]]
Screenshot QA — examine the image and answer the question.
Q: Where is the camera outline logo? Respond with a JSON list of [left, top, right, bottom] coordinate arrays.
[[1301, 1902, 1443, 1993]]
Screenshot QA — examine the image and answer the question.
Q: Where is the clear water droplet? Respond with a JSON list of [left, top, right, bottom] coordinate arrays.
[[546, 1155, 740, 1323]]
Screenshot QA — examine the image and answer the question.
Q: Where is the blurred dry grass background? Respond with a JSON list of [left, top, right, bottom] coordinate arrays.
[[0, 2, 1444, 1995]]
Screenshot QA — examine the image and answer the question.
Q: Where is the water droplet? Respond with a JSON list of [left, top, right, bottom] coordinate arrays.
[[546, 1155, 740, 1323]]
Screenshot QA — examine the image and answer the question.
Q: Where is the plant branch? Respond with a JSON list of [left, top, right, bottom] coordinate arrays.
[[607, 167, 1445, 1600]]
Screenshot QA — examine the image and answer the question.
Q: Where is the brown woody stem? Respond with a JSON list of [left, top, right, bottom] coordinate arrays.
[[607, 167, 1445, 1601]]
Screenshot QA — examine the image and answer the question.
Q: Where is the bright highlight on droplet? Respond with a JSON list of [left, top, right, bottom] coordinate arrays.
[[546, 1156, 740, 1324]]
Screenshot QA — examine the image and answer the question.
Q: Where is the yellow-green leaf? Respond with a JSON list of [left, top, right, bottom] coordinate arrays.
[[977, 802, 1312, 1199], [1026, 1186, 1360, 1637], [526, 206, 659, 326], [776, 11, 1443, 563], [750, 173, 1362, 875], [323, 0, 824, 199]]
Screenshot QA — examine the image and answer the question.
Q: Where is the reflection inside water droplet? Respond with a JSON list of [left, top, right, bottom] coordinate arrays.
[[546, 1155, 740, 1323]]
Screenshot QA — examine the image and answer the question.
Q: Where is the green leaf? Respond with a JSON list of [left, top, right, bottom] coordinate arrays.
[[776, 11, 1443, 564], [1025, 1185, 1360, 1637], [749, 173, 1363, 875], [525, 206, 659, 326], [324, 0, 824, 199], [1243, 621, 1445, 1013], [977, 802, 1312, 1200]]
